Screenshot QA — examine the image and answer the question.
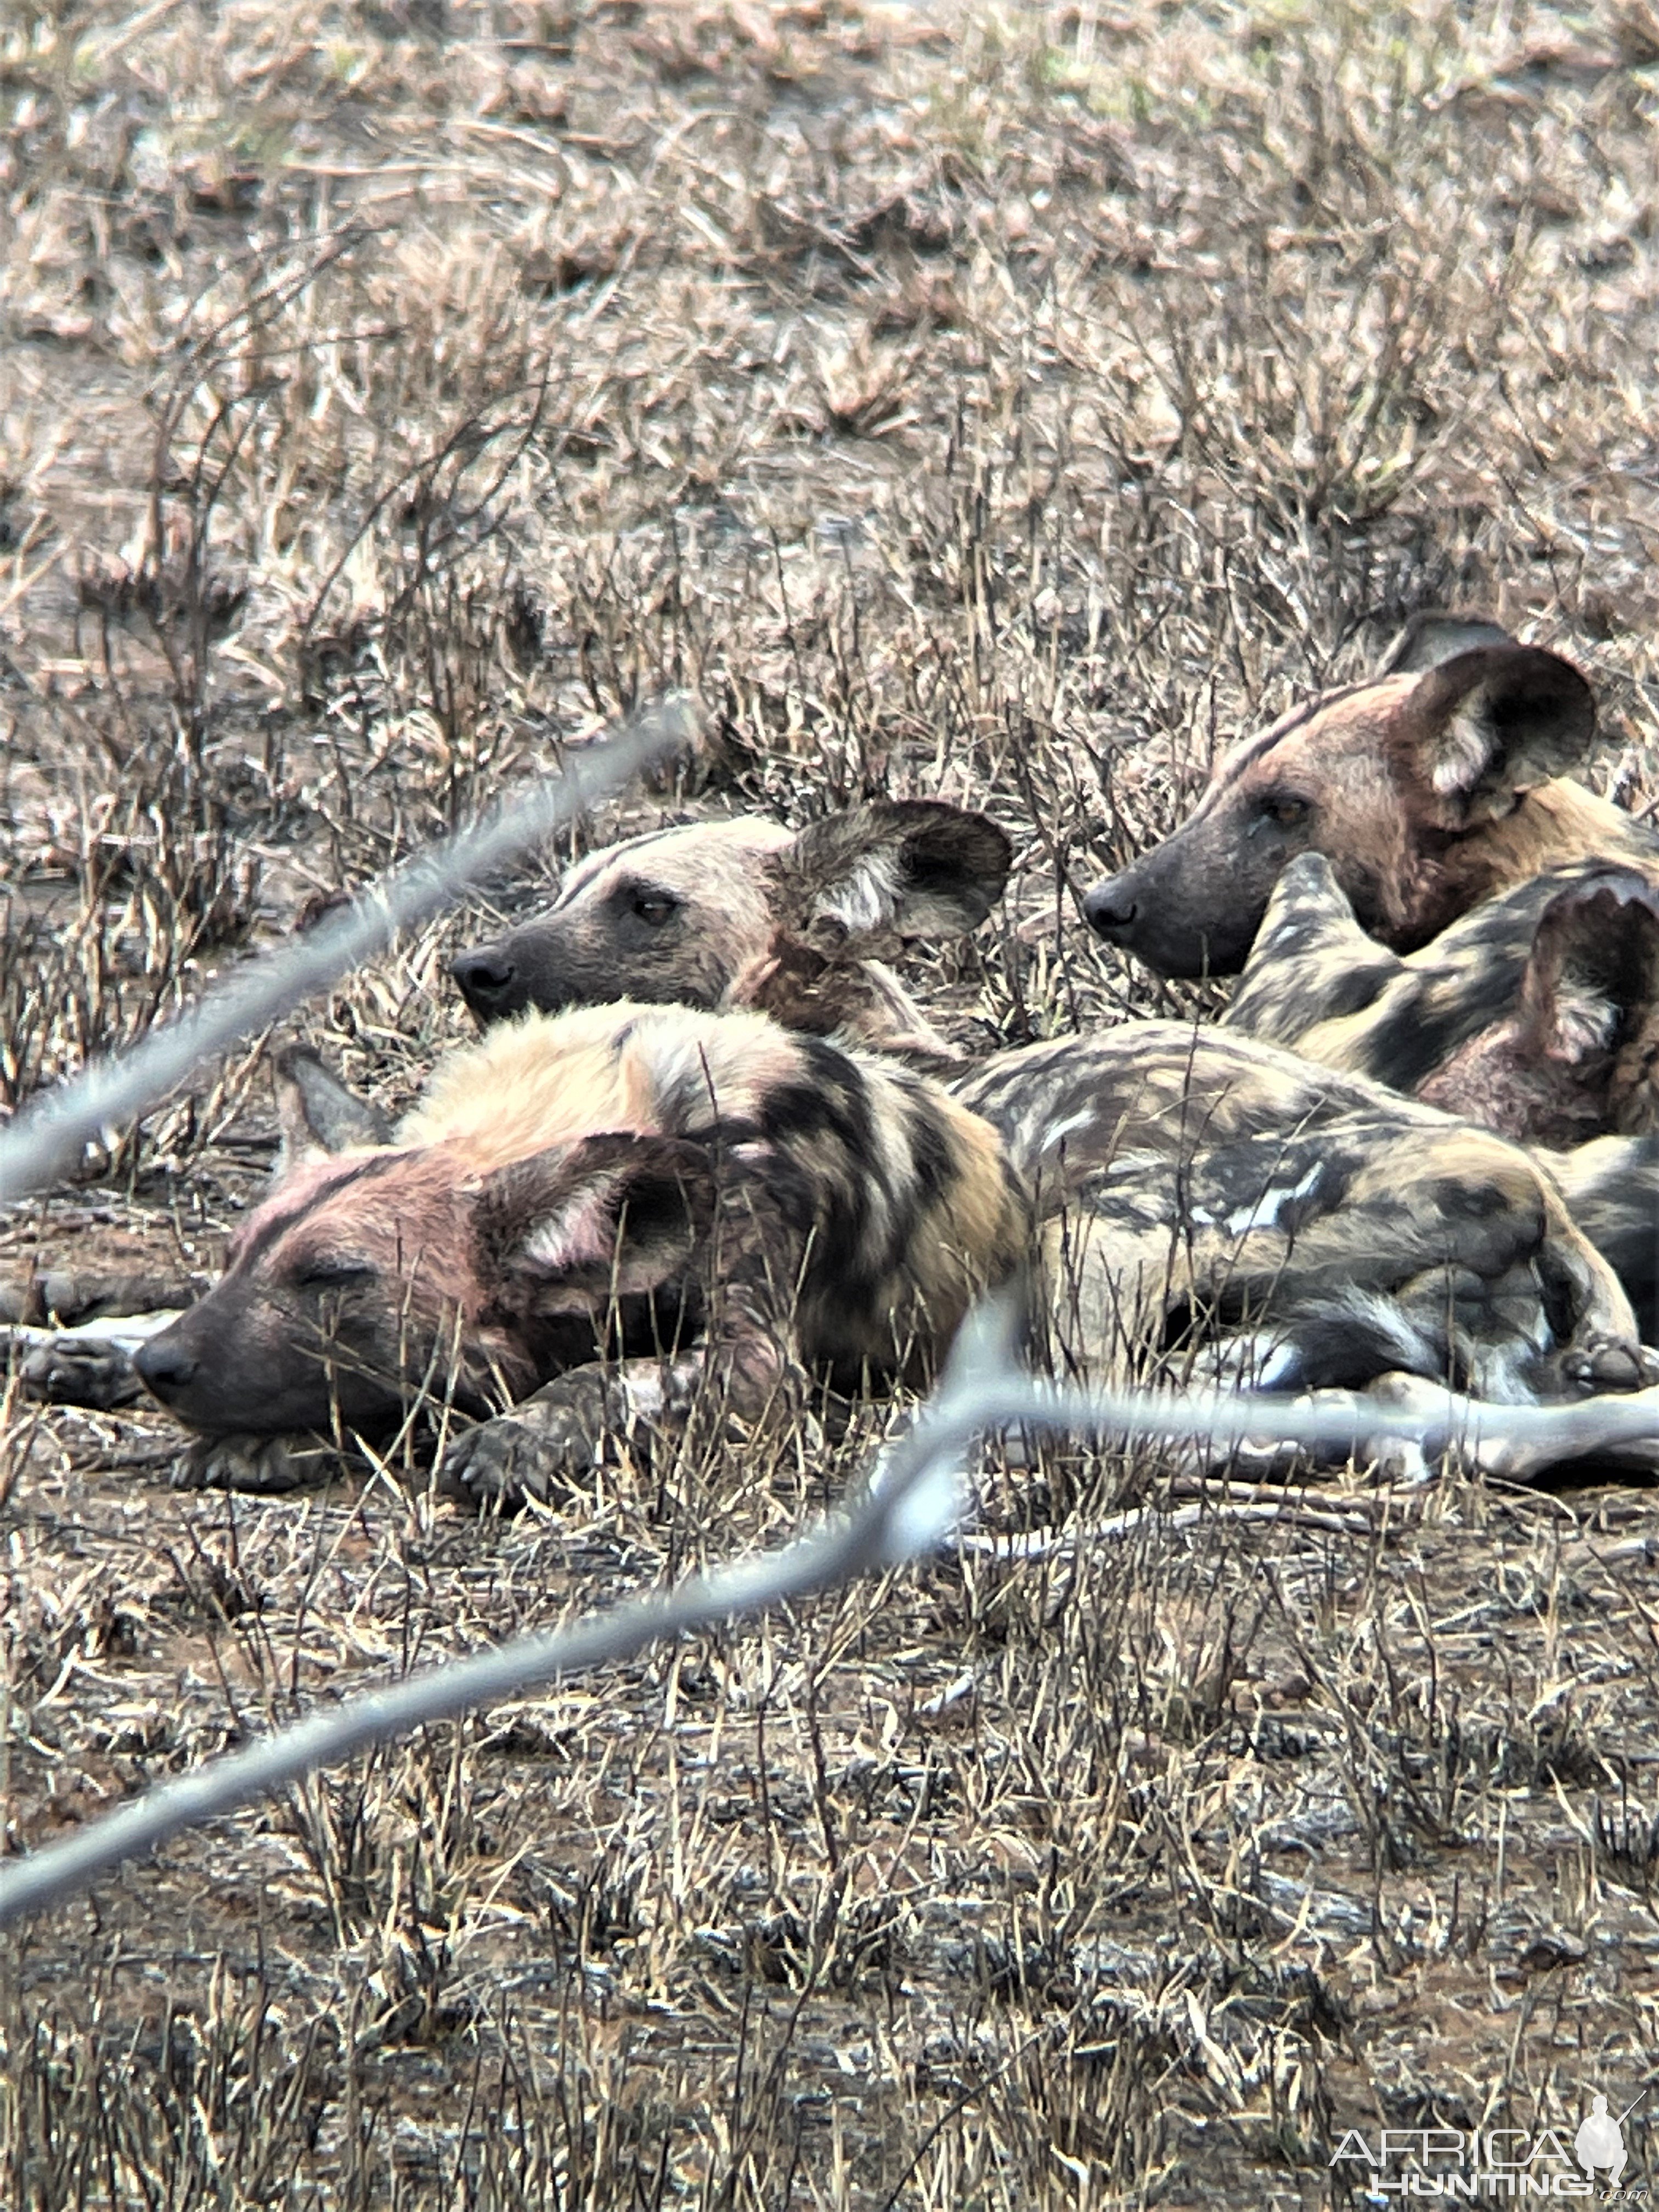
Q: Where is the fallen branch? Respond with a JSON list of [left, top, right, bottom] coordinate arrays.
[[4, 1307, 1658, 1928], [0, 697, 691, 1209], [957, 1496, 1379, 1561]]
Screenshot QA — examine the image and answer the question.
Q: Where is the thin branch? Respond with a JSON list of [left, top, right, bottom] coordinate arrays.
[[0, 698, 693, 1209], [4, 1304, 1657, 1929]]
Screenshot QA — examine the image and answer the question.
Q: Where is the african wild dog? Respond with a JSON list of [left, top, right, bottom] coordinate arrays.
[[132, 1003, 1657, 1498], [947, 1025, 1650, 1410], [444, 800, 1659, 1336], [451, 801, 1012, 1054], [443, 797, 1659, 1381], [132, 1006, 1028, 1504], [1224, 852, 1659, 1149], [1073, 613, 1659, 1323], [1081, 613, 1654, 977], [1219, 851, 1659, 1338]]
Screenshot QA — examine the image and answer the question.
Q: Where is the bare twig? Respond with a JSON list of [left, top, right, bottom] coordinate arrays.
[[0, 699, 693, 1210], [0, 1301, 1004, 1929], [4, 1304, 1657, 1929]]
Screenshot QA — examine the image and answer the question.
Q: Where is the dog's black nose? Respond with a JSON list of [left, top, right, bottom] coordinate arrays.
[[133, 1338, 198, 1397], [451, 946, 518, 1016], [1082, 878, 1138, 941]]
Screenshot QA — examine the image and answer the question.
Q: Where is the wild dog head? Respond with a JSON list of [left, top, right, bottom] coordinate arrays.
[[453, 817, 792, 1022], [1082, 614, 1615, 975], [450, 800, 1011, 1049], [132, 1051, 716, 1436]]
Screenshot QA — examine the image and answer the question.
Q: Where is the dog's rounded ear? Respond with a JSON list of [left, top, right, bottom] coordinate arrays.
[[1395, 644, 1596, 828], [1521, 871, 1659, 1064], [882, 801, 1013, 936], [1376, 610, 1514, 676], [771, 800, 1012, 946], [271, 1046, 391, 1184], [474, 1133, 718, 1317]]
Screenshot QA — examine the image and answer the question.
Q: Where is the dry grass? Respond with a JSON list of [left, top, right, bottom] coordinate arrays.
[[4, 1, 1659, 2202]]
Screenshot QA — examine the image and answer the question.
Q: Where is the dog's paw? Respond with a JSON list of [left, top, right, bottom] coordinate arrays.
[[438, 1401, 600, 1511], [1560, 1336, 1659, 1395], [174, 1432, 342, 1494], [18, 1336, 142, 1410]]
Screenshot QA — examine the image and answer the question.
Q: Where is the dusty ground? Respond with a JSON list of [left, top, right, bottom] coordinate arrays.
[[4, 2, 1659, 2204]]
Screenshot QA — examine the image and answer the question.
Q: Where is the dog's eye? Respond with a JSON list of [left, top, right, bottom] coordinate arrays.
[[295, 1259, 375, 1291], [631, 890, 679, 927], [1261, 794, 1310, 826]]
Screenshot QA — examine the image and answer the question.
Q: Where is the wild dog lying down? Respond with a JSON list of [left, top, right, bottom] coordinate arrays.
[[131, 1005, 1654, 1500], [949, 1026, 1648, 1408], [19, 801, 1007, 1429], [451, 802, 1012, 1054], [1217, 853, 1659, 1336], [445, 794, 1659, 1362], [132, 1007, 1028, 1503], [1225, 853, 1659, 1149], [1081, 613, 1656, 977]]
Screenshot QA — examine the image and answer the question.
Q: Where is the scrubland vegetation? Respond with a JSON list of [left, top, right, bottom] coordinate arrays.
[[3, 3, 1659, 2202]]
